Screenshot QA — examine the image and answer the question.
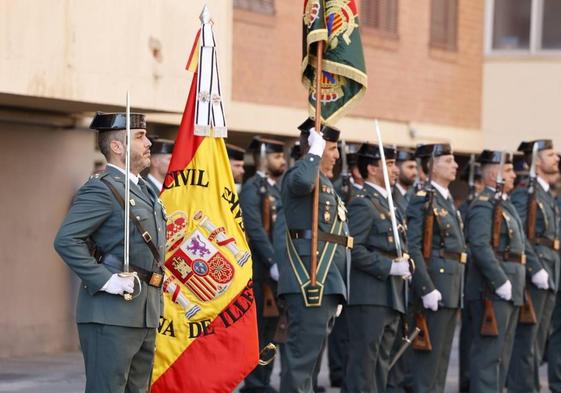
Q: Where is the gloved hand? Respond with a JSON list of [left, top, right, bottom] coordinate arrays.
[[495, 280, 512, 301], [531, 269, 549, 290], [389, 257, 411, 278], [336, 304, 343, 317], [270, 263, 279, 281], [422, 289, 442, 312], [101, 274, 135, 295], [308, 128, 326, 157]]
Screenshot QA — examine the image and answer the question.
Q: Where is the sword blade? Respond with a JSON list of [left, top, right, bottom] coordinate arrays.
[[374, 120, 402, 258], [124, 91, 131, 273]]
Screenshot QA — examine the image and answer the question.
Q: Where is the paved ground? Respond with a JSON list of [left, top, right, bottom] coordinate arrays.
[[0, 325, 549, 393]]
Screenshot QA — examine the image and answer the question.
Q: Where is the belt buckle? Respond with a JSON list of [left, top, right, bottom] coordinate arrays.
[[521, 254, 527, 265], [459, 252, 467, 264], [142, 231, 152, 243], [149, 273, 163, 287], [346, 236, 354, 249], [554, 239, 560, 251]]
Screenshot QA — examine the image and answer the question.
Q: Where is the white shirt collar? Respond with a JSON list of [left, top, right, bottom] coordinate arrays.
[[396, 183, 408, 196], [147, 174, 163, 192], [256, 170, 266, 178], [431, 180, 450, 200], [486, 186, 508, 200], [366, 181, 388, 198], [537, 176, 550, 192], [107, 163, 139, 185], [267, 177, 276, 186]]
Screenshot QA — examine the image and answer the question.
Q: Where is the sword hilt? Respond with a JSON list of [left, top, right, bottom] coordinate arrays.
[[119, 271, 142, 302]]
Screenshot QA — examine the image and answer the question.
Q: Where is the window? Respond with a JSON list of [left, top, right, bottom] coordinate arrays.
[[361, 0, 399, 35], [234, 0, 275, 15], [430, 0, 458, 51], [488, 0, 561, 53]]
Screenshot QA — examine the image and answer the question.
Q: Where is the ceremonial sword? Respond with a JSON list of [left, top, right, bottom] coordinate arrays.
[[374, 119, 420, 368], [119, 92, 141, 301]]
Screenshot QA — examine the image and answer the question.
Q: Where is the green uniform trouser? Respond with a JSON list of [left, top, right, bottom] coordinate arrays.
[[328, 307, 349, 386], [78, 323, 156, 393], [548, 290, 561, 393], [242, 282, 279, 393], [507, 286, 556, 393], [386, 316, 408, 393], [468, 300, 519, 393], [279, 294, 339, 393], [459, 306, 473, 392], [406, 308, 458, 393], [343, 305, 400, 393]]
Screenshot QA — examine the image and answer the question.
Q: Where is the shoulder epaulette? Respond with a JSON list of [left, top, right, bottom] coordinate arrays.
[[478, 195, 490, 201], [416, 190, 427, 197]]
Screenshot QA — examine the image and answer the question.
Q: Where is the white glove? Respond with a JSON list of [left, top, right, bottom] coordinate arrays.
[[270, 263, 279, 281], [101, 274, 135, 295], [422, 289, 442, 311], [307, 128, 326, 157], [531, 269, 549, 290], [495, 280, 512, 301], [389, 258, 411, 278]]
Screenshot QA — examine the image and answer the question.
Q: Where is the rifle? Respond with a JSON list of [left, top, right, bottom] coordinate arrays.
[[481, 152, 506, 337], [526, 142, 539, 241], [339, 139, 352, 203], [413, 150, 435, 352], [519, 289, 538, 324], [257, 142, 279, 318], [467, 154, 477, 202]]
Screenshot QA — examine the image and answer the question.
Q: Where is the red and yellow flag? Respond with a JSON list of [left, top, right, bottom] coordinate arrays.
[[151, 16, 259, 393]]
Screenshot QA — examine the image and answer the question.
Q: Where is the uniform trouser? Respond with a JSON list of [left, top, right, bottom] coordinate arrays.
[[328, 306, 349, 386], [507, 286, 556, 393], [386, 316, 408, 393], [78, 323, 156, 393], [279, 294, 339, 393], [468, 300, 519, 393], [548, 290, 561, 393], [406, 308, 458, 393], [460, 306, 473, 392], [343, 305, 400, 393], [242, 282, 279, 393]]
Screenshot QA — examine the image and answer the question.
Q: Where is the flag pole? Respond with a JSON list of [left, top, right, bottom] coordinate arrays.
[[310, 40, 324, 287]]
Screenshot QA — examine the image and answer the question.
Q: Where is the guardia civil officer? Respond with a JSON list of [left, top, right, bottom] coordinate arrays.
[[392, 149, 417, 219], [227, 144, 246, 193], [405, 143, 466, 393], [549, 157, 561, 392], [344, 143, 412, 393], [464, 150, 527, 393], [145, 137, 174, 195], [507, 140, 560, 393], [240, 136, 287, 393], [54, 112, 166, 393], [279, 119, 351, 393]]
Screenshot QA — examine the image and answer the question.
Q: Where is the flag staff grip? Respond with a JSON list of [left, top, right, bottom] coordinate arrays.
[[310, 40, 324, 287]]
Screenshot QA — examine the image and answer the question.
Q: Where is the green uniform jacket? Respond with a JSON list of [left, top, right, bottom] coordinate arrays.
[[348, 183, 407, 313], [392, 185, 409, 221], [54, 166, 166, 328], [511, 182, 561, 291], [240, 173, 285, 282], [333, 177, 362, 204], [465, 188, 527, 306], [279, 153, 348, 299], [406, 186, 466, 308]]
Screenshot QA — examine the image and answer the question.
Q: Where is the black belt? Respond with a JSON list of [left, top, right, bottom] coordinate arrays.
[[495, 251, 526, 265], [289, 230, 354, 249], [101, 254, 163, 288], [534, 237, 560, 251], [432, 250, 467, 264]]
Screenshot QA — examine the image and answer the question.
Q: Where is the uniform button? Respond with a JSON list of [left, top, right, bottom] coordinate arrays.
[[439, 268, 445, 273], [422, 286, 426, 291]]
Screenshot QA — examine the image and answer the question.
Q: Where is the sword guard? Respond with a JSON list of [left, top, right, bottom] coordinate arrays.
[[118, 272, 142, 302]]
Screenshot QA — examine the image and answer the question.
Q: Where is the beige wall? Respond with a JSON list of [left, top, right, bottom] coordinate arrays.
[[0, 0, 232, 114], [482, 57, 561, 150], [0, 113, 99, 357]]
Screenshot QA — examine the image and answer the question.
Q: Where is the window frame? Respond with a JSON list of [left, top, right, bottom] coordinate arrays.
[[485, 0, 561, 56], [429, 0, 459, 52], [360, 0, 400, 39]]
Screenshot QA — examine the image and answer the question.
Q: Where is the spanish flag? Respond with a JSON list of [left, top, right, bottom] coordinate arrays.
[[151, 7, 259, 392]]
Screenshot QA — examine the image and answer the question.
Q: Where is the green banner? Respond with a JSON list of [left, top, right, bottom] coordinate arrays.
[[302, 0, 368, 125]]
